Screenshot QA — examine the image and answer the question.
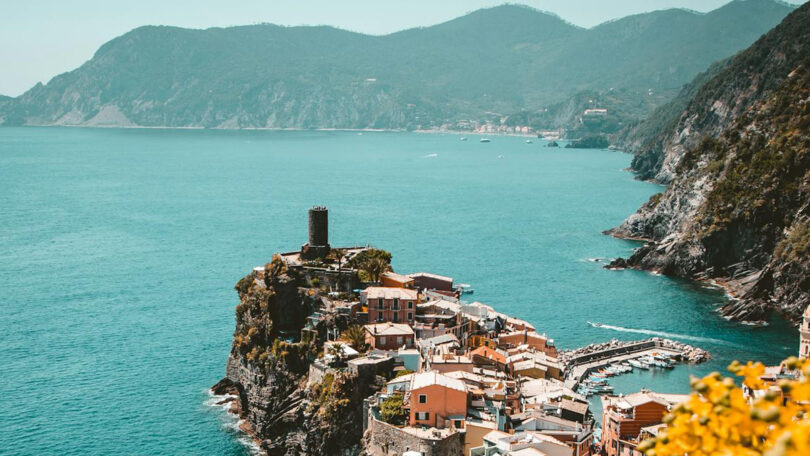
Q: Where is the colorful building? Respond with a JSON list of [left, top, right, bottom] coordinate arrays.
[[407, 272, 454, 292], [600, 391, 687, 456], [380, 271, 415, 289], [498, 331, 558, 357], [471, 345, 508, 371], [362, 286, 419, 324], [364, 322, 415, 350], [408, 371, 468, 429]]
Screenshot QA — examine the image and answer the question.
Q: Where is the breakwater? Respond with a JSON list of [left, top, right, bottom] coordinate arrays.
[[561, 337, 711, 390]]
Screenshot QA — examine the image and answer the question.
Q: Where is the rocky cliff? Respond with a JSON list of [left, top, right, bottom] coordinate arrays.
[[609, 3, 810, 324], [212, 256, 379, 455]]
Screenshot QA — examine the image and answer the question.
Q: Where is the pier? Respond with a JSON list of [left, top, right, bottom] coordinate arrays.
[[561, 337, 710, 391]]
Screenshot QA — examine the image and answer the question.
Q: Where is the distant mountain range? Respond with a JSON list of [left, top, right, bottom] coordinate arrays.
[[610, 1, 810, 323], [0, 0, 797, 130]]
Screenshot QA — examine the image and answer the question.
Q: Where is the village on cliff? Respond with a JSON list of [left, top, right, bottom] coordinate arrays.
[[218, 207, 808, 456]]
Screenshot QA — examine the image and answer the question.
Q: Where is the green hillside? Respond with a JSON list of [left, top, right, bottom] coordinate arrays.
[[0, 1, 796, 129]]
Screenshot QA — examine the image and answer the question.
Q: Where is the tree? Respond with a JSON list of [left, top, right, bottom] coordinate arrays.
[[365, 256, 391, 282], [640, 357, 810, 456], [380, 394, 407, 426], [330, 248, 347, 292], [347, 249, 392, 282], [340, 325, 368, 352], [325, 343, 346, 367]]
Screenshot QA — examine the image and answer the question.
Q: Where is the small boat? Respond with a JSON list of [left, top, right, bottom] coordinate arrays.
[[480, 138, 491, 143], [525, 139, 533, 144], [457, 283, 474, 294], [460, 137, 467, 141], [497, 154, 504, 159]]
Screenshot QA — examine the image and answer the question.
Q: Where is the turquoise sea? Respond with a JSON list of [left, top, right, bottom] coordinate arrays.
[[0, 127, 797, 455]]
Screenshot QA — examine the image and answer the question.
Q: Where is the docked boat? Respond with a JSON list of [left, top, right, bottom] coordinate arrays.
[[628, 359, 649, 369]]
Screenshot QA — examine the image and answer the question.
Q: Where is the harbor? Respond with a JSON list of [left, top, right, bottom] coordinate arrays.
[[561, 337, 711, 395]]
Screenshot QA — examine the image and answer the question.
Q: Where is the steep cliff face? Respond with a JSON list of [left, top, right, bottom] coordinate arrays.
[[213, 257, 378, 455], [617, 3, 810, 183], [609, 3, 810, 323]]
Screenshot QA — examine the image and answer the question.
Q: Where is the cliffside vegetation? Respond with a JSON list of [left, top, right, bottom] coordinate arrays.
[[609, 3, 810, 323], [232, 256, 317, 373], [221, 252, 388, 454], [346, 248, 392, 282]]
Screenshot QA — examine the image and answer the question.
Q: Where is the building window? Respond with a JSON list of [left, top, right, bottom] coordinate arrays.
[[408, 301, 413, 309], [397, 336, 403, 346], [393, 298, 399, 310], [415, 411, 430, 421], [393, 312, 400, 323], [378, 298, 384, 310], [407, 312, 413, 321], [454, 420, 463, 428], [377, 314, 384, 322], [379, 337, 386, 346], [418, 394, 427, 404]]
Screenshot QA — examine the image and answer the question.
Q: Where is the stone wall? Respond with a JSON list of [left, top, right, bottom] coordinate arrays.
[[364, 417, 463, 456]]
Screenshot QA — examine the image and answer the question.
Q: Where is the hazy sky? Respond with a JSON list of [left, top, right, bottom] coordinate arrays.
[[0, 0, 806, 96]]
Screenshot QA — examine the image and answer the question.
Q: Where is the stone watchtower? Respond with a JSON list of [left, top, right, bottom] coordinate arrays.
[[301, 206, 331, 260]]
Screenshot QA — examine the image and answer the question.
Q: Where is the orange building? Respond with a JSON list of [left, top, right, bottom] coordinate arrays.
[[408, 371, 468, 429], [470, 345, 508, 370], [380, 271, 415, 289], [497, 331, 558, 357], [362, 287, 419, 324], [600, 391, 687, 456]]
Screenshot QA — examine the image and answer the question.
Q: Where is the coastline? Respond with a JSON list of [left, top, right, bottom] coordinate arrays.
[[603, 231, 772, 325], [6, 123, 547, 138]]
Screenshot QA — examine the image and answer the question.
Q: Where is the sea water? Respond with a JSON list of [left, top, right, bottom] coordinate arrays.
[[0, 127, 797, 454]]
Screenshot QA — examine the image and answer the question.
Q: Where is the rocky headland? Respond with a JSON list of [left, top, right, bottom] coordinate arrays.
[[608, 3, 810, 324]]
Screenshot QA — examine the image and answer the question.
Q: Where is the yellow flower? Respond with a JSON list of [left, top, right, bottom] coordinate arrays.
[[643, 358, 810, 456]]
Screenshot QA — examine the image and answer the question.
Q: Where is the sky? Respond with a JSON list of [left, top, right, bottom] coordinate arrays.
[[0, 0, 806, 97]]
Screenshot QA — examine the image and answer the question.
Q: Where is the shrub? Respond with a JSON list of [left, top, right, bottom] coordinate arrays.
[[340, 325, 369, 352], [380, 394, 407, 425], [640, 357, 810, 456]]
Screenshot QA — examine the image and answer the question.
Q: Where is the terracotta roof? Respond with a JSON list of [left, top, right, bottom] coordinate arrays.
[[559, 398, 588, 415], [381, 271, 414, 283], [363, 287, 419, 300], [364, 322, 415, 336], [471, 345, 507, 364]]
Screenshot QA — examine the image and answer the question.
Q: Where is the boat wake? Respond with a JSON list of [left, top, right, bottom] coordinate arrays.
[[423, 153, 438, 158], [587, 321, 743, 347]]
